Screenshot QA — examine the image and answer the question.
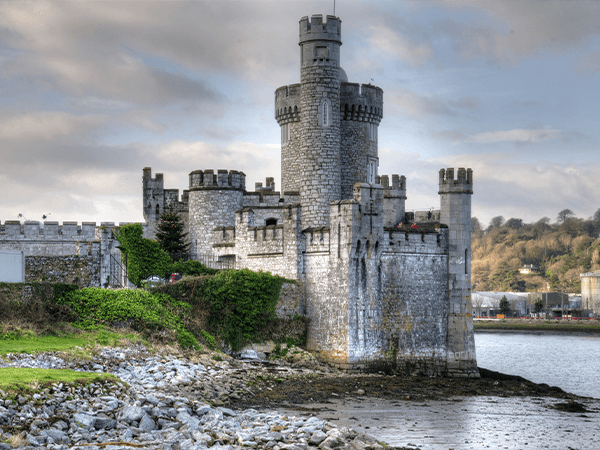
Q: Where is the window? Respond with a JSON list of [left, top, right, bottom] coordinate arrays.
[[368, 160, 377, 183], [281, 123, 289, 144], [322, 99, 329, 127], [265, 218, 278, 226]]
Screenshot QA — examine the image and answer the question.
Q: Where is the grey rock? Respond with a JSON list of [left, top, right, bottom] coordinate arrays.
[[117, 404, 144, 423], [41, 428, 68, 443], [139, 414, 157, 432], [310, 430, 327, 445], [72, 413, 96, 430], [94, 417, 117, 430]]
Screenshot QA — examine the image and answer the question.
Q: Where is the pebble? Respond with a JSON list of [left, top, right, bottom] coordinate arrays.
[[0, 346, 381, 449]]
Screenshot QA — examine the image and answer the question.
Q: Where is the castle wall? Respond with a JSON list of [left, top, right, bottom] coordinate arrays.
[[212, 205, 304, 280], [25, 255, 100, 287], [0, 221, 120, 288], [376, 230, 449, 375]]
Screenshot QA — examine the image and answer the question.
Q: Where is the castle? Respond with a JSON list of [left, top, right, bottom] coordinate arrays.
[[143, 15, 478, 376]]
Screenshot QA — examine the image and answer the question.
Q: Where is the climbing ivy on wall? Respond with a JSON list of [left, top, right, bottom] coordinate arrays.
[[114, 224, 172, 287], [203, 268, 285, 350]]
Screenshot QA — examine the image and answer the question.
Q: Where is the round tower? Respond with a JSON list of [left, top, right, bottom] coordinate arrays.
[[297, 14, 343, 228], [187, 169, 245, 258]]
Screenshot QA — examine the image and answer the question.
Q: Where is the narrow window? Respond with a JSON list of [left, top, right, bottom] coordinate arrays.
[[155, 204, 160, 217], [322, 100, 328, 126], [368, 160, 376, 183], [465, 248, 469, 274]]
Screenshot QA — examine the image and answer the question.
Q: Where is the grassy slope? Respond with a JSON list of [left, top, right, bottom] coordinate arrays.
[[0, 368, 116, 387]]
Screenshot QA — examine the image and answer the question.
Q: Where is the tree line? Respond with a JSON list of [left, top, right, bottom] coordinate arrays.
[[471, 208, 600, 293]]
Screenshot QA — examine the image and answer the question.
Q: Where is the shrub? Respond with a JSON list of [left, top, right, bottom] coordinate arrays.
[[203, 268, 285, 350], [57, 288, 198, 349]]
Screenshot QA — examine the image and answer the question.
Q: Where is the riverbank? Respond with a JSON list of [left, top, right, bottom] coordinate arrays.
[[2, 343, 595, 450], [474, 318, 600, 334]]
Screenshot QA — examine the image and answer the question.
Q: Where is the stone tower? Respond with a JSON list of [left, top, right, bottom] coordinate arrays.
[[187, 170, 246, 258], [439, 168, 478, 376], [275, 15, 383, 229]]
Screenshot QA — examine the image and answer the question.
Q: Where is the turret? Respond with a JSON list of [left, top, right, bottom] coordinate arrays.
[[187, 169, 246, 258], [439, 167, 478, 377], [380, 174, 406, 227], [297, 15, 343, 228], [143, 167, 164, 224]]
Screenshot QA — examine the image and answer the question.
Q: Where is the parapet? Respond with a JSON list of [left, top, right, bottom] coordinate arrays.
[[189, 169, 246, 191], [340, 83, 383, 123], [143, 167, 164, 188], [438, 168, 473, 194], [299, 15, 341, 44], [275, 84, 301, 125], [379, 174, 406, 198], [0, 221, 97, 238]]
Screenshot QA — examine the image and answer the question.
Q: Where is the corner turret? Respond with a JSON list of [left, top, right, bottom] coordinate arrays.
[[439, 167, 478, 377]]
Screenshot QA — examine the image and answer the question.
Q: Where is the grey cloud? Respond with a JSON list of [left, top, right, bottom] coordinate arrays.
[[389, 89, 481, 117]]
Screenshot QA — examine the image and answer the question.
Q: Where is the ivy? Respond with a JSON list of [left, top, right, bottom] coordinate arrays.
[[203, 268, 285, 350], [57, 288, 198, 348], [114, 224, 172, 287]]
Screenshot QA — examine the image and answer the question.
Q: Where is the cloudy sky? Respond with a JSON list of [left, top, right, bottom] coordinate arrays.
[[1, 0, 600, 228]]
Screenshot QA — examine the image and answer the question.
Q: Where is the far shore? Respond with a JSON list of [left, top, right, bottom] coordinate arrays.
[[474, 317, 600, 334]]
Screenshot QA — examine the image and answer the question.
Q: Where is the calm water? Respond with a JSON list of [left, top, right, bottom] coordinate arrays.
[[475, 332, 600, 399], [283, 333, 600, 449]]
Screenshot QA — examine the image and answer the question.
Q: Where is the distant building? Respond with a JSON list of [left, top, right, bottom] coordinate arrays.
[[580, 271, 600, 317], [519, 264, 540, 274]]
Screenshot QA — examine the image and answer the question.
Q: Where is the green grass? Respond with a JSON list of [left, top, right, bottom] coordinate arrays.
[[0, 368, 115, 387], [0, 330, 143, 356]]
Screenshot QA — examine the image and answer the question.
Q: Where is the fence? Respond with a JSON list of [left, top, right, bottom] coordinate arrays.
[[196, 254, 237, 270]]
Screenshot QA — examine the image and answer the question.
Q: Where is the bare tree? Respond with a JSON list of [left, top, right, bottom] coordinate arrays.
[[472, 295, 484, 318], [487, 216, 505, 231], [557, 209, 575, 224]]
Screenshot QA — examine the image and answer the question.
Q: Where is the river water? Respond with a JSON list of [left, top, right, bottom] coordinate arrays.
[[283, 332, 600, 449], [475, 332, 600, 399]]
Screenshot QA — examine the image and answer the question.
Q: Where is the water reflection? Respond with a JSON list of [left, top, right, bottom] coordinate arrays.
[[284, 396, 600, 450]]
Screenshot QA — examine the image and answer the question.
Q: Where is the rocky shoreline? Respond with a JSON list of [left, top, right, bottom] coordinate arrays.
[[0, 346, 387, 450], [0, 345, 590, 450]]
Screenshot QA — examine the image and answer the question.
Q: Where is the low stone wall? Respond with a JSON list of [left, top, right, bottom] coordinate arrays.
[[25, 255, 101, 288]]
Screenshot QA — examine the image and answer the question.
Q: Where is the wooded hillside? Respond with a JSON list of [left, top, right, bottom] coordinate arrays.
[[471, 209, 600, 294]]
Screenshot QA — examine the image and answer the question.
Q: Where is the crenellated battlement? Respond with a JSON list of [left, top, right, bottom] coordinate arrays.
[[0, 221, 98, 238], [378, 174, 406, 196], [340, 83, 383, 123], [189, 169, 246, 191], [299, 15, 341, 44], [275, 84, 301, 125], [143, 167, 163, 187], [438, 167, 473, 194]]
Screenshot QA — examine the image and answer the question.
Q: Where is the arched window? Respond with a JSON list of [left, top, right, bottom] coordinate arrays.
[[265, 218, 278, 226], [322, 99, 329, 127]]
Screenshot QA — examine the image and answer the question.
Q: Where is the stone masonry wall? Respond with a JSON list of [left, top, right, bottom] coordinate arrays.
[[26, 255, 101, 287]]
